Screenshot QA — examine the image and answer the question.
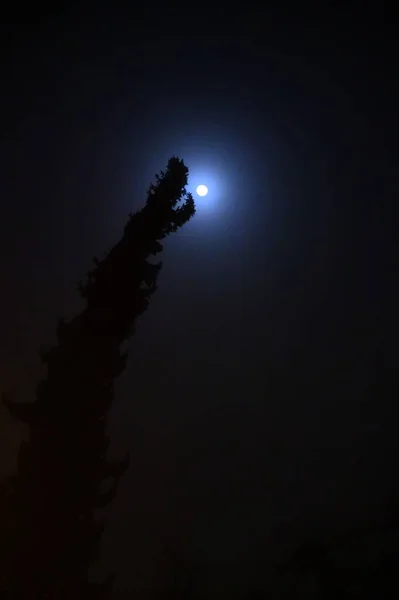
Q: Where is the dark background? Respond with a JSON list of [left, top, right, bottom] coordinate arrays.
[[1, 4, 398, 596]]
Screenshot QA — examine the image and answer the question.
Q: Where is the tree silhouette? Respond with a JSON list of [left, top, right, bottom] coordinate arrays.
[[0, 157, 195, 599]]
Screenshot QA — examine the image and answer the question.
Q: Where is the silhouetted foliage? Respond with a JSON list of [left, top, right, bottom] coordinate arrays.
[[0, 157, 195, 599]]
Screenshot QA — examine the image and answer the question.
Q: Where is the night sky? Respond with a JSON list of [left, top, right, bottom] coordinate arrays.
[[1, 5, 398, 597]]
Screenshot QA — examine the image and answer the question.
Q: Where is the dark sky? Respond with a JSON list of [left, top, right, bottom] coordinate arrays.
[[1, 4, 398, 596]]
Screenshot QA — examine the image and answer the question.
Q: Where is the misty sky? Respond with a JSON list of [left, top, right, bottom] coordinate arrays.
[[1, 5, 398, 594]]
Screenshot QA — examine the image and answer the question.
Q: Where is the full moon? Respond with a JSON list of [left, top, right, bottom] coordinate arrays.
[[196, 184, 208, 197]]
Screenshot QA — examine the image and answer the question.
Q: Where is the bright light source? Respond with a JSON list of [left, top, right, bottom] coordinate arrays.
[[196, 184, 208, 197]]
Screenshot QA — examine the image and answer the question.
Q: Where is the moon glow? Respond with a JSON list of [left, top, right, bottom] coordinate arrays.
[[196, 184, 208, 197]]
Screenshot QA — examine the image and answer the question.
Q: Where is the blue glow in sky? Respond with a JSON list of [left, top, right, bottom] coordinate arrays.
[[127, 112, 263, 242], [185, 160, 230, 218]]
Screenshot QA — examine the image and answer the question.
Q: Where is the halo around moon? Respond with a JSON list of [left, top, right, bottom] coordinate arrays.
[[196, 184, 208, 197]]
